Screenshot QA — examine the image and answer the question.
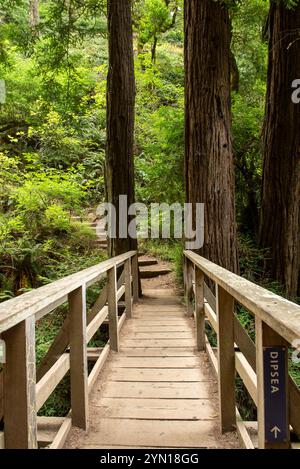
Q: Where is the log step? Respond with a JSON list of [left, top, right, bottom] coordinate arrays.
[[138, 258, 158, 267], [140, 267, 172, 278]]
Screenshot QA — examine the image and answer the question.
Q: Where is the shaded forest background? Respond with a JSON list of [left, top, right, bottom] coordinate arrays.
[[0, 0, 275, 296]]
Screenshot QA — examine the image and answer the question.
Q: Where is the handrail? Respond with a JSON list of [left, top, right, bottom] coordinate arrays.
[[183, 250, 300, 450], [184, 250, 300, 344], [0, 250, 136, 333], [0, 250, 139, 449]]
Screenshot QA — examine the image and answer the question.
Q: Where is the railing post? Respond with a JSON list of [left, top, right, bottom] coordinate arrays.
[[132, 253, 139, 302], [125, 258, 132, 318], [195, 267, 205, 351], [69, 285, 89, 430], [185, 258, 194, 316], [3, 317, 38, 449], [255, 318, 290, 449], [108, 265, 119, 351], [216, 284, 236, 433]]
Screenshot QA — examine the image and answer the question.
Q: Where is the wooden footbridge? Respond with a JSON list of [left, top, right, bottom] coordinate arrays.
[[0, 250, 300, 449]]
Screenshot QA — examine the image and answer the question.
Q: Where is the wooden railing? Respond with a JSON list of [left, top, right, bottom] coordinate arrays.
[[183, 250, 300, 450], [0, 251, 139, 449]]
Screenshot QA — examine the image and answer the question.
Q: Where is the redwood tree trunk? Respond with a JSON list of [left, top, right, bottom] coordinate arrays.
[[260, 1, 300, 298], [29, 0, 39, 31], [106, 0, 137, 256], [184, 0, 238, 273]]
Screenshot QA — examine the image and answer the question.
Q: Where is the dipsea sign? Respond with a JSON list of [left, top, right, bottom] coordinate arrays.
[[263, 346, 288, 444]]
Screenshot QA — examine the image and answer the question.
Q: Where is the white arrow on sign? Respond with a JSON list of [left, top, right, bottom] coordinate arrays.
[[271, 426, 281, 439]]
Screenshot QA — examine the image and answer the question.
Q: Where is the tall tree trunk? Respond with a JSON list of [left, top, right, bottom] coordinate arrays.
[[260, 1, 300, 298], [106, 0, 137, 257], [184, 0, 238, 273], [29, 0, 39, 32]]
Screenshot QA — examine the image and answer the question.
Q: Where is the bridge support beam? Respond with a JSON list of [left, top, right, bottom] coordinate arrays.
[[195, 267, 205, 351], [217, 285, 236, 433], [69, 285, 89, 430], [185, 258, 194, 316], [108, 266, 119, 351], [125, 258, 132, 318], [3, 317, 37, 449]]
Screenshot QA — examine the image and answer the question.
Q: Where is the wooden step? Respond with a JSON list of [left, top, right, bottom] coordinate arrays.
[[97, 381, 210, 399], [91, 398, 215, 420], [140, 267, 172, 278], [138, 258, 158, 267], [73, 418, 218, 448]]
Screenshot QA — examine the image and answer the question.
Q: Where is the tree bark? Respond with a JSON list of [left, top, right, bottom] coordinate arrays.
[[184, 0, 238, 273], [106, 0, 137, 256], [29, 0, 39, 32], [260, 1, 300, 298]]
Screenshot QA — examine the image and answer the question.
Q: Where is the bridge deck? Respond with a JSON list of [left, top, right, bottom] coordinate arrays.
[[65, 288, 239, 449]]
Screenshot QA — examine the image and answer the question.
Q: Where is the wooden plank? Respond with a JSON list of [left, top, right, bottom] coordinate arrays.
[[133, 313, 186, 319], [235, 352, 257, 406], [205, 338, 218, 376], [87, 347, 103, 361], [216, 285, 236, 433], [127, 332, 193, 339], [36, 417, 65, 446], [195, 267, 205, 351], [107, 368, 206, 382], [134, 302, 186, 314], [109, 356, 200, 368], [118, 312, 126, 333], [0, 251, 137, 333], [142, 289, 178, 296], [3, 317, 37, 449], [119, 347, 196, 357], [125, 258, 132, 318], [137, 298, 182, 306], [76, 418, 218, 448], [92, 398, 215, 420], [49, 418, 72, 450], [108, 267, 119, 352], [184, 250, 300, 345], [117, 285, 125, 301], [97, 381, 211, 399], [236, 409, 254, 449], [205, 303, 217, 332], [184, 258, 194, 317], [86, 306, 108, 343], [125, 323, 191, 330], [234, 315, 256, 371], [132, 254, 139, 301], [36, 353, 70, 411], [204, 283, 216, 311], [120, 339, 195, 348], [255, 318, 290, 449], [69, 286, 88, 430], [129, 319, 190, 325], [88, 344, 110, 393]]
